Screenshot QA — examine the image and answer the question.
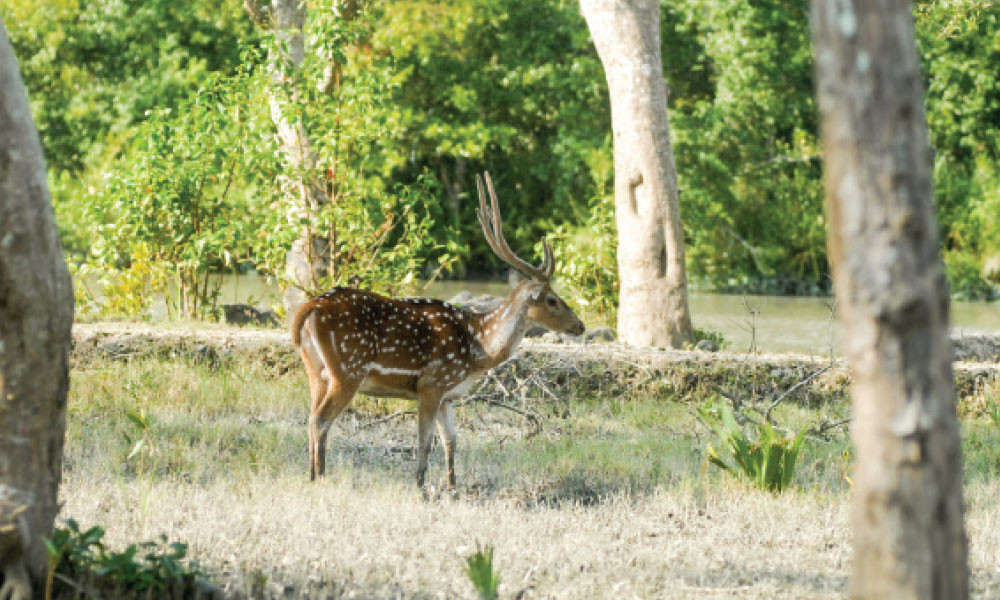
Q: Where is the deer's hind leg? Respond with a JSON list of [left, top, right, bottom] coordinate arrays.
[[306, 323, 363, 480], [300, 345, 326, 481], [310, 375, 360, 480]]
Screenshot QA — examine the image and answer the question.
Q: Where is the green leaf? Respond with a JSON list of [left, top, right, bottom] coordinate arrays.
[[125, 409, 149, 430]]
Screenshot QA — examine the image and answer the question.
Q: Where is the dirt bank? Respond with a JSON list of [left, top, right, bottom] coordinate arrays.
[[70, 323, 1000, 413]]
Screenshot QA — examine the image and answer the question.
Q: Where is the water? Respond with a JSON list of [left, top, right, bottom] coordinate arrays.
[[688, 293, 840, 356], [214, 275, 1000, 355]]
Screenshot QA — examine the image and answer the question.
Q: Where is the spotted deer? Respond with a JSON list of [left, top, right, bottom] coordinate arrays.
[[290, 172, 585, 488]]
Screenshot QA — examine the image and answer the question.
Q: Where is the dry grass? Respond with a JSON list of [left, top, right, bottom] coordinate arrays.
[[62, 476, 852, 599], [57, 355, 1000, 598]]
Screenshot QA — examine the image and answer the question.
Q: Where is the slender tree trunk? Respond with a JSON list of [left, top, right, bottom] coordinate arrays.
[[266, 0, 332, 311], [249, 0, 367, 311], [810, 2, 968, 598], [0, 20, 74, 600], [579, 0, 693, 348]]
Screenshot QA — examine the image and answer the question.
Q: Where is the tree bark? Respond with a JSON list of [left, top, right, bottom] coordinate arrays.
[[0, 19, 74, 600], [266, 0, 332, 311], [810, 2, 969, 599], [579, 0, 693, 348]]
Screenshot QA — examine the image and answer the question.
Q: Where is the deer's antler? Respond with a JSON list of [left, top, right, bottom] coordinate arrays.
[[476, 171, 553, 281]]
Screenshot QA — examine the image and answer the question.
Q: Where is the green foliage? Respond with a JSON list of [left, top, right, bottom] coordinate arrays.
[[45, 519, 205, 596], [3, 0, 256, 174], [699, 399, 806, 493], [987, 391, 1000, 428], [253, 1, 462, 297], [73, 244, 169, 318], [671, 0, 827, 295], [691, 327, 728, 350], [915, 1, 1000, 298], [464, 544, 500, 600], [122, 408, 155, 477], [549, 182, 618, 325], [83, 65, 280, 318], [9, 0, 1000, 312], [375, 0, 609, 270]]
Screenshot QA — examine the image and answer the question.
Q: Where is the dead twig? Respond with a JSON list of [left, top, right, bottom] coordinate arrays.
[[486, 399, 543, 435], [487, 398, 541, 424], [528, 372, 561, 404], [356, 410, 414, 431], [809, 417, 851, 439], [763, 365, 831, 424]]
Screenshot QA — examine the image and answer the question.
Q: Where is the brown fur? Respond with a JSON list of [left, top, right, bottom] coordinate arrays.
[[289, 299, 322, 348], [291, 171, 585, 489]]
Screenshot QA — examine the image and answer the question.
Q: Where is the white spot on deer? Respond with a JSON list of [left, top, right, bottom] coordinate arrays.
[[369, 364, 420, 377]]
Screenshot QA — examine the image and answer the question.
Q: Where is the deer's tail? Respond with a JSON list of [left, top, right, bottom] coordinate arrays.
[[290, 300, 321, 348]]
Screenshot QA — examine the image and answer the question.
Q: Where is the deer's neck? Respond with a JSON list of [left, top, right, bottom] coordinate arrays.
[[472, 290, 532, 369]]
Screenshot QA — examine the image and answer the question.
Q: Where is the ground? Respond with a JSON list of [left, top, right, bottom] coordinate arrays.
[[54, 323, 1000, 598]]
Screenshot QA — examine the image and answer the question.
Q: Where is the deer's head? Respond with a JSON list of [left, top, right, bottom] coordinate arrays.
[[476, 172, 585, 337]]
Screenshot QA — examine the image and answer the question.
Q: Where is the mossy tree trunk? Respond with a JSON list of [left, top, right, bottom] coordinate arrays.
[[579, 0, 693, 348], [811, 2, 969, 598], [0, 19, 74, 600]]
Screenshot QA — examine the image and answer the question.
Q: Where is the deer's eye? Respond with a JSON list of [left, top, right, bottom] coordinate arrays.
[[546, 296, 558, 308]]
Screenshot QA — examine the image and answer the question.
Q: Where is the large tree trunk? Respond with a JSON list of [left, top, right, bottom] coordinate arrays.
[[0, 20, 74, 600], [579, 0, 693, 348], [810, 2, 969, 599]]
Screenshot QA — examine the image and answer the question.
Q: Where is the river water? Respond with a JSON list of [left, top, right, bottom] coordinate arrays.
[[212, 275, 1000, 356]]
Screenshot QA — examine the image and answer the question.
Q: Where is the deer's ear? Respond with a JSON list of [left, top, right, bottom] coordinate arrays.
[[508, 269, 529, 288]]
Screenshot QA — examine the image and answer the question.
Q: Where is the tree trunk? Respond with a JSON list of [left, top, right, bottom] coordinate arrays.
[[267, 0, 332, 311], [810, 2, 969, 599], [0, 20, 74, 599], [579, 0, 693, 348]]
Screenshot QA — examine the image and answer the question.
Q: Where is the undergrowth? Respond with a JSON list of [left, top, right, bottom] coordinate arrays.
[[45, 519, 210, 599], [699, 399, 807, 493]]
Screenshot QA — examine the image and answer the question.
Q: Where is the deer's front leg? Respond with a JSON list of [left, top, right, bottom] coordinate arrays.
[[435, 400, 457, 489], [415, 389, 442, 488]]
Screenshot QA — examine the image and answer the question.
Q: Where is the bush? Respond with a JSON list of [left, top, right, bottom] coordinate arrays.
[[83, 66, 280, 319]]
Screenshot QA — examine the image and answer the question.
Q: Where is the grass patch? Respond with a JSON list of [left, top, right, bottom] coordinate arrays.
[[58, 353, 1000, 597]]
